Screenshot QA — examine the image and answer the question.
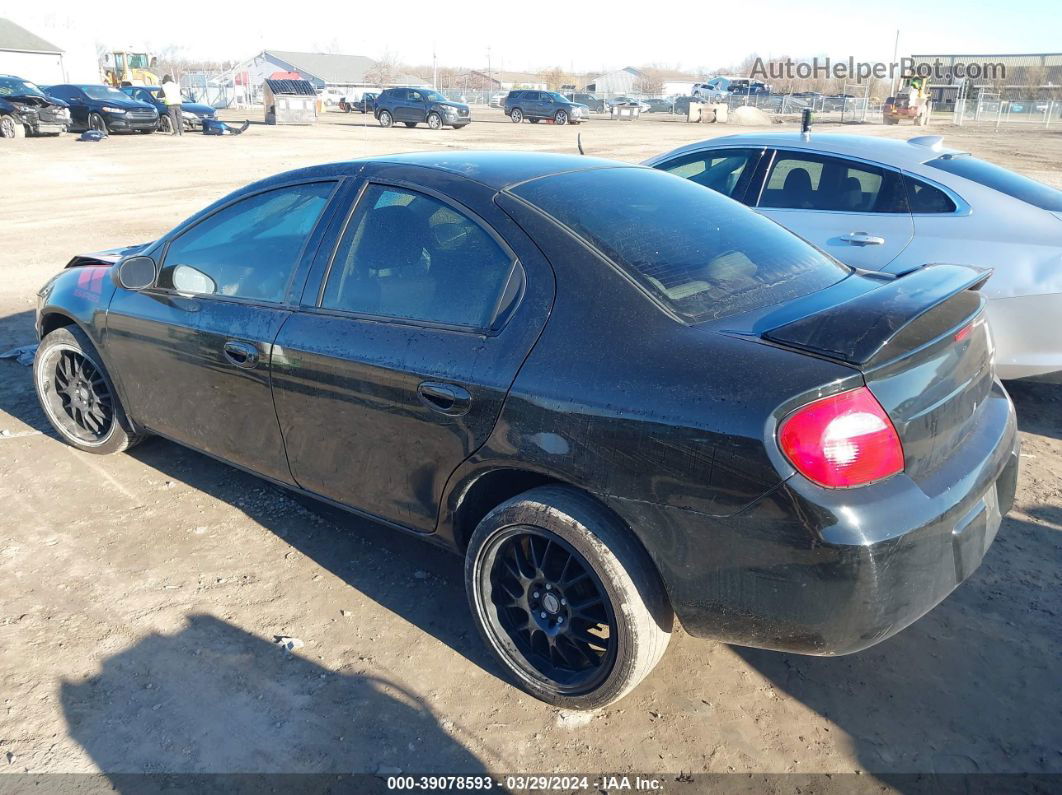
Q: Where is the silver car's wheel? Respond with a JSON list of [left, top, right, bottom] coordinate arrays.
[[511, 108, 523, 123], [378, 110, 393, 128]]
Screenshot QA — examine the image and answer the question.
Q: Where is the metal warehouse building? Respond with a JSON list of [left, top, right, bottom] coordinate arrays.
[[911, 52, 1062, 90], [0, 18, 66, 84]]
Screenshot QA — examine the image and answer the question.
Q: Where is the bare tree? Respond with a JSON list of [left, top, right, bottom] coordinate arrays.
[[633, 68, 664, 95], [365, 51, 401, 86], [541, 66, 574, 91]]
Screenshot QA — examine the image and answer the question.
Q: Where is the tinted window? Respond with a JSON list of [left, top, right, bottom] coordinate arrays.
[[511, 167, 848, 323], [927, 154, 1062, 211], [322, 185, 515, 328], [904, 175, 957, 213], [760, 152, 908, 212], [658, 148, 762, 202], [160, 182, 334, 302]]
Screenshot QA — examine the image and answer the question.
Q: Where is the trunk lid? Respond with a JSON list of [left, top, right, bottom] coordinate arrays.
[[759, 264, 995, 485]]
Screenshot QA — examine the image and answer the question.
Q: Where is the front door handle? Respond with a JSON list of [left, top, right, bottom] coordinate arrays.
[[417, 382, 471, 416], [840, 231, 886, 246], [223, 340, 259, 369]]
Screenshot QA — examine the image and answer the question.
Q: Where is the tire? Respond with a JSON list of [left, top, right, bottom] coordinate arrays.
[[510, 108, 523, 123], [529, 118, 540, 124], [555, 110, 569, 125], [426, 112, 442, 130], [34, 325, 144, 455], [466, 486, 672, 710], [403, 121, 418, 128], [158, 114, 172, 134], [0, 114, 24, 138], [378, 110, 393, 128], [88, 113, 109, 134]]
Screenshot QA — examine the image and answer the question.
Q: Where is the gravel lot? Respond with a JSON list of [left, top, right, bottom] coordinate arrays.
[[0, 109, 1059, 784]]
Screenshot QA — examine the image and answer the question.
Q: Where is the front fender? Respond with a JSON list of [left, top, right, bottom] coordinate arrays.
[[36, 265, 116, 346]]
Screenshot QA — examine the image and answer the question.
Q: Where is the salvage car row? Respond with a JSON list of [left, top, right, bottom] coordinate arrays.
[[0, 74, 217, 138]]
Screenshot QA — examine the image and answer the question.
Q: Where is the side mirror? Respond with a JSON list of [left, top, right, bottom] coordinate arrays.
[[116, 255, 156, 290], [172, 264, 217, 295]]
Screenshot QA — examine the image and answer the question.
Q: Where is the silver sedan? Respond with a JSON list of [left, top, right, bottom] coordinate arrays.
[[645, 133, 1062, 380]]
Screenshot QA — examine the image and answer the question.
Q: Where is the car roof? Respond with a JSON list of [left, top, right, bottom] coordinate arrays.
[[649, 132, 969, 169], [253, 151, 637, 193]]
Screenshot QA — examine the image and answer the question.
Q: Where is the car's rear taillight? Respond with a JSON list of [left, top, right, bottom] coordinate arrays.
[[778, 387, 904, 488]]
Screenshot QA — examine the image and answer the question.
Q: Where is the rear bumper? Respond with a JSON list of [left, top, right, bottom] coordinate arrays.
[[601, 380, 1019, 655]]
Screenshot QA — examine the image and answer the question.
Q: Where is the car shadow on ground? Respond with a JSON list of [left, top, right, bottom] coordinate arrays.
[[59, 613, 488, 783], [125, 438, 503, 681], [1006, 378, 1062, 441], [0, 310, 51, 434]]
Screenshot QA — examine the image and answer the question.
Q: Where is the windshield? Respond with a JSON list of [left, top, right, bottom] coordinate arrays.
[[128, 54, 151, 69], [0, 77, 46, 97], [545, 92, 567, 103], [511, 167, 849, 323], [927, 154, 1062, 212], [81, 85, 131, 101], [422, 90, 448, 102]]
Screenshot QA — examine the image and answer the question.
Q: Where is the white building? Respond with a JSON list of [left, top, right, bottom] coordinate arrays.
[[0, 18, 65, 83]]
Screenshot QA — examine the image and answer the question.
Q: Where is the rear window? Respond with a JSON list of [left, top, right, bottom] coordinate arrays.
[[927, 155, 1062, 212], [511, 167, 849, 323]]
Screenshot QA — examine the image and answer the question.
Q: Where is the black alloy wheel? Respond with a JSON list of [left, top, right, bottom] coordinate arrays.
[[40, 345, 113, 444], [479, 525, 617, 693]]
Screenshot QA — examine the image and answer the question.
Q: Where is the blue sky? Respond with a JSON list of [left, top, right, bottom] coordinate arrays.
[[13, 0, 1060, 73]]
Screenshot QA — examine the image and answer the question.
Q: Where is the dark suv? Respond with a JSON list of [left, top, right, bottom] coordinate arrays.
[[505, 91, 589, 125], [374, 88, 470, 129]]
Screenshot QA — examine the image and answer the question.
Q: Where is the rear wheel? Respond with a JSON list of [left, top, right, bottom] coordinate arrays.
[[378, 110, 393, 128], [34, 326, 143, 455], [0, 114, 24, 138], [510, 108, 523, 123], [426, 112, 443, 130], [466, 486, 672, 709], [88, 113, 108, 134]]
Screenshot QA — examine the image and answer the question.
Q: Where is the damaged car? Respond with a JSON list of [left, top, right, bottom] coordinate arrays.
[[0, 75, 70, 137], [33, 152, 1019, 709]]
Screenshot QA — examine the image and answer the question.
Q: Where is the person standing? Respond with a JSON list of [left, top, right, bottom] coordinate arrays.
[[161, 74, 182, 136]]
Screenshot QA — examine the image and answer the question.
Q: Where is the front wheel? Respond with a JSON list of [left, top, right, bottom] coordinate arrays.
[[466, 486, 672, 710], [510, 108, 523, 123], [34, 326, 144, 455], [555, 110, 569, 125], [426, 112, 443, 130], [88, 112, 109, 134], [378, 110, 393, 128]]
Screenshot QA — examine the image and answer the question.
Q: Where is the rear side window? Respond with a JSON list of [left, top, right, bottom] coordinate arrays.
[[511, 167, 848, 323], [322, 185, 516, 329], [760, 152, 908, 213], [159, 182, 334, 302], [904, 175, 957, 213], [657, 148, 762, 203], [927, 155, 1062, 211]]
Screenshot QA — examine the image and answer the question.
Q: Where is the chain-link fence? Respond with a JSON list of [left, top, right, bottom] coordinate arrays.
[[950, 86, 1062, 128]]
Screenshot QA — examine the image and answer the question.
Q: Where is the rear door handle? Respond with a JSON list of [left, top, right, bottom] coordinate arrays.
[[417, 381, 471, 416], [841, 232, 886, 246], [223, 340, 259, 369]]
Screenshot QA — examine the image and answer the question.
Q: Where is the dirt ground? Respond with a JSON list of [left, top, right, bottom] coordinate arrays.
[[0, 109, 1060, 785]]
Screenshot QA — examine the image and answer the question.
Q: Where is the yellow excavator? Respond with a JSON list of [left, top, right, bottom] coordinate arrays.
[[101, 50, 160, 87]]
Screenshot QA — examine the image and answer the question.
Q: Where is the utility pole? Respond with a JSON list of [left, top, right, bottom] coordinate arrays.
[[487, 45, 492, 101], [891, 28, 900, 98], [433, 42, 438, 90]]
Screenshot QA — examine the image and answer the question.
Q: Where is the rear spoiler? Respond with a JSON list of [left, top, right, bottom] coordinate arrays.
[[762, 264, 991, 367]]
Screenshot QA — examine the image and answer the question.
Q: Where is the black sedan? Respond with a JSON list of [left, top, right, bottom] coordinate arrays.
[[43, 83, 158, 134], [33, 152, 1018, 709]]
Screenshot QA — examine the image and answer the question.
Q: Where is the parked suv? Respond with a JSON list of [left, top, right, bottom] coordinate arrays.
[[570, 92, 604, 112], [0, 75, 70, 137], [45, 84, 158, 134], [505, 90, 588, 125], [374, 88, 470, 129]]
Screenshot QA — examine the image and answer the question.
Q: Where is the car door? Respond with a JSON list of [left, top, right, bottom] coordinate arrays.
[[270, 170, 554, 532], [407, 90, 428, 122], [754, 150, 914, 270], [51, 86, 87, 128], [104, 179, 341, 483], [653, 147, 769, 205]]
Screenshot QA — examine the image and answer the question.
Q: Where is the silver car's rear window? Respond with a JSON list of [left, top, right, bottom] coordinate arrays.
[[510, 167, 849, 323], [928, 155, 1062, 212]]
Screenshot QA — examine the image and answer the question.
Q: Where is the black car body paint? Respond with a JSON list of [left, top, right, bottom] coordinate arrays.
[[36, 152, 1018, 656]]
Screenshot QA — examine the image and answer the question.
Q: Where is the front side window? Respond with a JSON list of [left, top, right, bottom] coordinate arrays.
[[759, 152, 908, 213], [321, 185, 515, 328], [658, 148, 762, 202], [511, 167, 848, 323], [159, 182, 334, 302]]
